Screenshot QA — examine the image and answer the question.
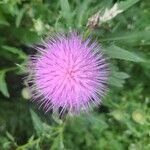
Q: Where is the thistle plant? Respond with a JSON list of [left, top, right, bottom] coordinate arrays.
[[0, 0, 148, 149]]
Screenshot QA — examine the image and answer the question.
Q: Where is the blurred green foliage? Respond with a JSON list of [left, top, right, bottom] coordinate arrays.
[[0, 0, 150, 149]]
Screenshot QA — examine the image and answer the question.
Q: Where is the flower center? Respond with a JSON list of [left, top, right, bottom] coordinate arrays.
[[66, 70, 74, 79]]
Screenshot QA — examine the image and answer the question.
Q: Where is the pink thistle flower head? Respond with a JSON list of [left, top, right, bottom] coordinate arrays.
[[28, 33, 109, 115]]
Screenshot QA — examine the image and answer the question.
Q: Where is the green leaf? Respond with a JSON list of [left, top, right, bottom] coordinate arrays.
[[0, 11, 9, 26], [101, 31, 150, 42], [77, 0, 91, 28], [16, 7, 27, 27], [6, 132, 15, 142], [112, 71, 130, 79], [109, 76, 125, 88], [28, 135, 35, 143], [51, 134, 64, 150], [2, 45, 27, 60], [30, 109, 44, 136], [60, 0, 72, 26], [118, 0, 140, 12], [12, 28, 40, 45], [0, 71, 9, 98], [108, 71, 130, 88], [105, 45, 144, 62]]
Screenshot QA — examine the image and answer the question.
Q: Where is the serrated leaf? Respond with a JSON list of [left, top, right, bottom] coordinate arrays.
[[30, 109, 44, 136], [2, 45, 27, 60], [0, 71, 9, 97], [105, 45, 144, 62]]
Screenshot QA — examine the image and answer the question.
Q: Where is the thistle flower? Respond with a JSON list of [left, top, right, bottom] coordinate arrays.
[[27, 33, 109, 115]]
